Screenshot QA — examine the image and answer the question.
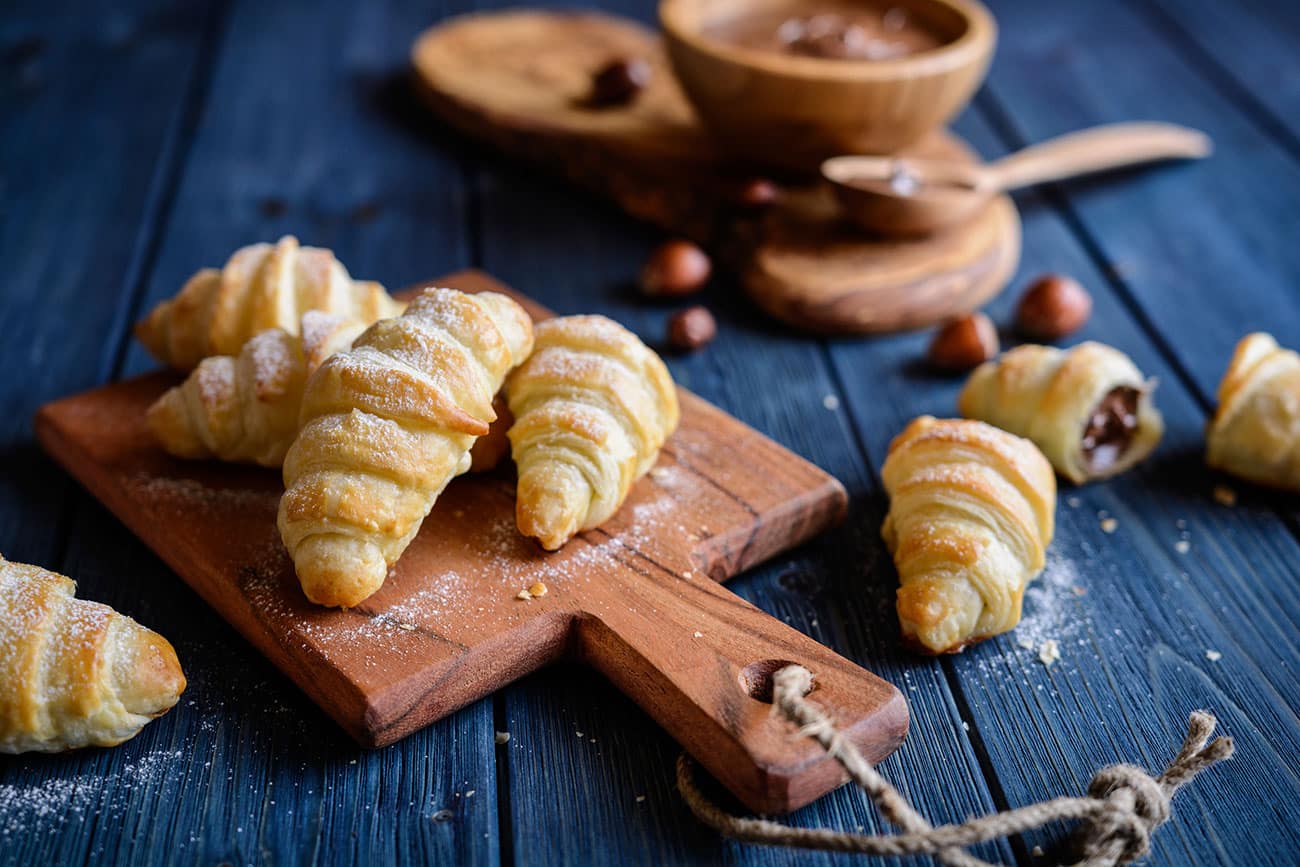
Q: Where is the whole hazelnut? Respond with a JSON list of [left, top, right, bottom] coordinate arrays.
[[640, 240, 711, 297], [736, 178, 779, 209], [668, 306, 717, 351], [927, 312, 998, 372], [1016, 274, 1092, 340], [588, 57, 651, 107]]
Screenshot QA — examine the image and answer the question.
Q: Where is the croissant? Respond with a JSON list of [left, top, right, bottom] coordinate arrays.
[[0, 555, 185, 753], [958, 342, 1163, 484], [135, 235, 403, 370], [505, 315, 679, 550], [147, 312, 365, 467], [1206, 332, 1300, 491], [468, 396, 513, 473], [881, 416, 1056, 654], [278, 288, 534, 607]]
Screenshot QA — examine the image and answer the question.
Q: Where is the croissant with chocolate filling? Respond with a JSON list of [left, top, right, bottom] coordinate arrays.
[[1206, 332, 1300, 491], [278, 288, 534, 607], [1, 555, 186, 753], [147, 312, 365, 467], [505, 315, 679, 550], [958, 342, 1163, 484], [136, 235, 403, 370], [881, 417, 1056, 654]]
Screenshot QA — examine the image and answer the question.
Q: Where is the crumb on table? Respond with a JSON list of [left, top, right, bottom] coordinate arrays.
[[1038, 639, 1061, 667]]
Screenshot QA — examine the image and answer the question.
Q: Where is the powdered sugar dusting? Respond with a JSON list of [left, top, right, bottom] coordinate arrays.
[[128, 474, 278, 516], [244, 328, 298, 395], [1011, 553, 1084, 658], [191, 356, 235, 407], [220, 455, 706, 676], [0, 748, 186, 840]]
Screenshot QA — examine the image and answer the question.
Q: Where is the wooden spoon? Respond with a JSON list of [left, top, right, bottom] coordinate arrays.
[[823, 122, 1212, 236]]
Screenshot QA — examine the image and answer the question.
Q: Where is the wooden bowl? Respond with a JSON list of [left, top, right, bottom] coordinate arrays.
[[660, 0, 996, 171]]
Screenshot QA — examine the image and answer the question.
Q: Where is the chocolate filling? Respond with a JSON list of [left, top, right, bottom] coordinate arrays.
[[1081, 386, 1141, 473], [707, 8, 944, 61]]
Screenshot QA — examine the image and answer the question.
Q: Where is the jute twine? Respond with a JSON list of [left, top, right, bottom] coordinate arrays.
[[677, 665, 1234, 866]]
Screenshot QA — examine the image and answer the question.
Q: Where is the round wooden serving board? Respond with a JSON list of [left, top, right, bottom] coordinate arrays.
[[412, 9, 1020, 334]]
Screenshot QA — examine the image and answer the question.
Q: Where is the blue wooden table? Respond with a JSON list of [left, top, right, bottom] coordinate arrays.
[[2, 0, 1298, 864]]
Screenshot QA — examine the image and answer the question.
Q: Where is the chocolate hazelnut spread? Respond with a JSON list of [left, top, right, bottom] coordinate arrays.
[[709, 5, 944, 60], [1082, 386, 1141, 473]]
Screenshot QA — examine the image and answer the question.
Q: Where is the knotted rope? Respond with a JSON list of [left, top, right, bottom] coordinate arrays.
[[677, 665, 1233, 866]]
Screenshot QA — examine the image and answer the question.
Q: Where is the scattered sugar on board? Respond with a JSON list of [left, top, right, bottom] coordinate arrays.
[[228, 463, 697, 662], [128, 475, 277, 517]]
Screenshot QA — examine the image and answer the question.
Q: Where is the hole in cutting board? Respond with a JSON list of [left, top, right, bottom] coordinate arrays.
[[739, 659, 814, 703]]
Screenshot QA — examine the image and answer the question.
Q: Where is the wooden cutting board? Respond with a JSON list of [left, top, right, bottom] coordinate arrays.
[[34, 271, 907, 815], [411, 10, 1021, 334]]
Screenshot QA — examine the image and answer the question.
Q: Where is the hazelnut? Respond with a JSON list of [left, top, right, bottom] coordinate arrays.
[[640, 240, 711, 297], [588, 57, 651, 107], [668, 306, 717, 351], [1016, 274, 1092, 340], [736, 178, 779, 209], [927, 312, 998, 372]]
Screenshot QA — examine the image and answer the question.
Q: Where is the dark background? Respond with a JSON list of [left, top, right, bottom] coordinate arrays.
[[1, 0, 1298, 864]]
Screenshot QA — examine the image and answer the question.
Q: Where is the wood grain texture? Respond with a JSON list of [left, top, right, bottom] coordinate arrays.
[[659, 0, 996, 167], [5, 0, 1300, 863], [472, 151, 1016, 866], [0, 0, 215, 567], [411, 9, 1021, 335], [1143, 0, 1300, 149], [35, 272, 914, 815], [822, 100, 1300, 864], [981, 0, 1300, 407], [4, 2, 503, 865]]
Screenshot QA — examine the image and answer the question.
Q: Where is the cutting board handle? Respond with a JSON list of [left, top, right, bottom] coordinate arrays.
[[576, 566, 908, 814]]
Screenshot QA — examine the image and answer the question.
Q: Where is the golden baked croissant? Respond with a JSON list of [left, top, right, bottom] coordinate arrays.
[[147, 312, 365, 467], [0, 555, 185, 753], [881, 416, 1056, 654], [505, 315, 679, 550], [468, 395, 513, 473], [1206, 332, 1300, 491], [278, 288, 534, 607], [135, 235, 403, 370], [958, 342, 1163, 484]]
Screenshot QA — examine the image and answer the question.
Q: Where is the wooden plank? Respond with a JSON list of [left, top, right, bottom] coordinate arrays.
[[0, 0, 214, 567], [1141, 0, 1300, 150], [978, 0, 1300, 420], [814, 102, 1300, 864], [0, 2, 227, 865], [471, 152, 1015, 864], [964, 5, 1300, 857], [3, 0, 496, 865]]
